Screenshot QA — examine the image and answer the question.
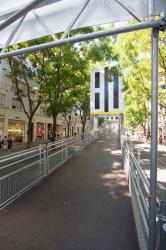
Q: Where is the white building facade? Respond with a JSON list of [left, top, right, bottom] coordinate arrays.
[[90, 66, 124, 130]]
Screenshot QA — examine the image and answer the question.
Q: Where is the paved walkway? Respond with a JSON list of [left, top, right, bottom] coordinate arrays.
[[0, 134, 139, 250]]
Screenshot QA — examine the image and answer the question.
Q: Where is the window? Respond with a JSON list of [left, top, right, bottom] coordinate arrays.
[[11, 81, 17, 92], [0, 93, 5, 107], [113, 74, 119, 109], [12, 98, 22, 111], [95, 93, 100, 109], [95, 72, 100, 88], [104, 67, 109, 112], [40, 106, 47, 115]]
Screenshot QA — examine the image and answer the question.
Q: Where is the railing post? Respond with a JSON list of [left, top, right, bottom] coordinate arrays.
[[39, 144, 42, 176], [77, 134, 80, 151], [130, 142, 133, 153], [44, 143, 48, 176], [148, 27, 159, 250], [137, 148, 141, 163], [158, 201, 166, 250], [65, 141, 68, 160], [62, 138, 64, 161]]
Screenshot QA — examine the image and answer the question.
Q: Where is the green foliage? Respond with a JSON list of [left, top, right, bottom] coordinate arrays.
[[116, 27, 166, 130], [98, 117, 105, 127], [116, 29, 151, 129], [26, 28, 116, 135], [75, 82, 90, 133]]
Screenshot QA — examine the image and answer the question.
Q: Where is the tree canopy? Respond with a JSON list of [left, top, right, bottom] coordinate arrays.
[[116, 27, 166, 132]]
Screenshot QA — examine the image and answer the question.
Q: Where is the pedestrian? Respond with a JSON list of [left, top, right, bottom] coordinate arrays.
[[3, 136, 8, 150], [159, 135, 163, 145], [0, 135, 2, 150], [145, 130, 150, 143], [8, 135, 13, 152], [49, 133, 53, 142]]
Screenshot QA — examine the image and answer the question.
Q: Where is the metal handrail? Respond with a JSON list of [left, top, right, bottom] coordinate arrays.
[[121, 135, 150, 250], [0, 130, 101, 209]]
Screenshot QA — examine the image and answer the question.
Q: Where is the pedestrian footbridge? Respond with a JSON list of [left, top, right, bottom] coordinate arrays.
[[0, 131, 162, 250]]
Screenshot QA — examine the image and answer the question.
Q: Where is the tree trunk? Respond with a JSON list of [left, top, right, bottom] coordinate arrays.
[[52, 113, 58, 141], [82, 121, 86, 134], [67, 122, 70, 138], [142, 124, 146, 136], [27, 118, 33, 149]]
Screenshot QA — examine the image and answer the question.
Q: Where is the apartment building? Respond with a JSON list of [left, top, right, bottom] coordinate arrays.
[[0, 60, 82, 143]]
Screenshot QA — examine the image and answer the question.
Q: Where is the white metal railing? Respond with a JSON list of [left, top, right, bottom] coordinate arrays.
[[0, 131, 104, 209], [121, 135, 150, 250], [121, 135, 166, 250]]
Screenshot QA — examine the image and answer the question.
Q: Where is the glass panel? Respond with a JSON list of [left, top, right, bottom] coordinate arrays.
[[36, 122, 45, 139], [95, 72, 100, 88], [113, 74, 119, 109], [104, 67, 108, 112], [95, 93, 100, 109], [8, 120, 24, 142]]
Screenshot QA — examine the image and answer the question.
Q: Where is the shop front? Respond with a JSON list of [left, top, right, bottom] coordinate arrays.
[[8, 120, 25, 142], [57, 125, 63, 139], [36, 122, 45, 139], [0, 118, 4, 137], [47, 124, 52, 139]]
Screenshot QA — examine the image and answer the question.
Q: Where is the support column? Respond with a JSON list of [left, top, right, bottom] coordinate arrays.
[[148, 27, 159, 250]]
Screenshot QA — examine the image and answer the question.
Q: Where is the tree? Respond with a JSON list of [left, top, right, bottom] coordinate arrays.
[[8, 55, 43, 148], [116, 28, 151, 132], [116, 25, 166, 132], [29, 40, 89, 140], [60, 91, 77, 137], [27, 26, 117, 139], [76, 83, 90, 134], [98, 117, 105, 127]]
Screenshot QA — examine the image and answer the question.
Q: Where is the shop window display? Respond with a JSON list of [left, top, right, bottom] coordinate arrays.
[[36, 123, 45, 139], [8, 120, 24, 142]]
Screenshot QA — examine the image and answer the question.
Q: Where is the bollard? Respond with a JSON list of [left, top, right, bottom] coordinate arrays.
[[158, 201, 166, 250]]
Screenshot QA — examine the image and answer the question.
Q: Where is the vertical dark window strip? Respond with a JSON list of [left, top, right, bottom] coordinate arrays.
[[95, 93, 100, 109], [113, 74, 119, 108], [104, 67, 109, 112], [95, 72, 100, 88]]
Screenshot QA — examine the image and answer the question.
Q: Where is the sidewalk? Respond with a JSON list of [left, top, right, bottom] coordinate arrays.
[[0, 134, 139, 250]]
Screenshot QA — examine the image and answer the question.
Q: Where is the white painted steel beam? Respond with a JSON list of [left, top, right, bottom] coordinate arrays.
[[0, 21, 162, 59], [0, 0, 46, 31]]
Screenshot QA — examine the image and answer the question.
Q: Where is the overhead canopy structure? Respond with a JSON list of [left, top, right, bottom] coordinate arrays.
[[0, 0, 165, 51]]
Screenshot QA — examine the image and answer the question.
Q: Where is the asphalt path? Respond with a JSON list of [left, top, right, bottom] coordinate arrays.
[[0, 134, 139, 250]]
